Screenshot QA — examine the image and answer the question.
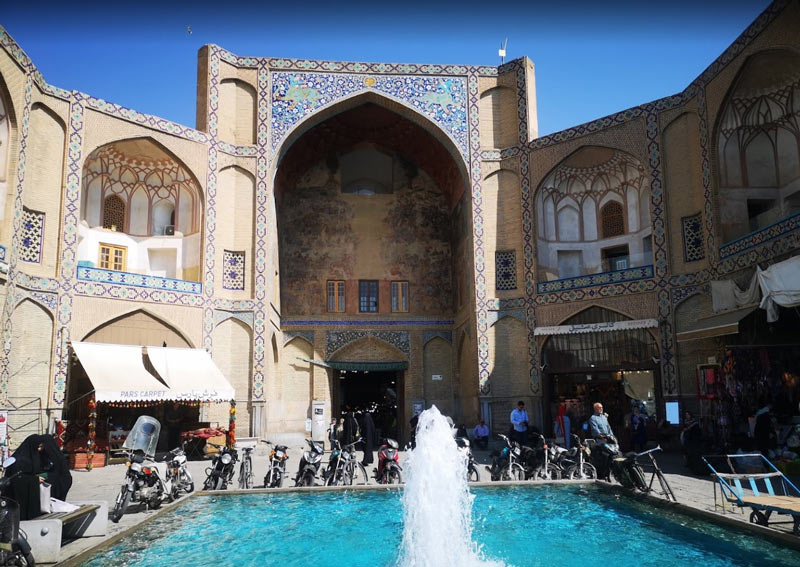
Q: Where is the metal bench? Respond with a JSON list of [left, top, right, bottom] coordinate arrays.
[[21, 501, 108, 563]]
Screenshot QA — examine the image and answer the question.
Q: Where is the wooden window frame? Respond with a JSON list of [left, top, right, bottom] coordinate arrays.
[[359, 280, 379, 313], [391, 281, 409, 313], [98, 242, 127, 272], [327, 280, 346, 313]]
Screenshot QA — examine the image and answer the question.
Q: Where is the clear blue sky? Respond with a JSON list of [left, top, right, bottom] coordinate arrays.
[[3, 0, 773, 136]]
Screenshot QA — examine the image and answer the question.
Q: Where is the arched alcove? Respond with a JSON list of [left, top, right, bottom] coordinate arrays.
[[82, 309, 193, 347], [212, 318, 253, 435], [715, 49, 800, 242], [79, 138, 204, 282], [479, 86, 517, 149], [535, 146, 652, 281], [219, 79, 257, 146]]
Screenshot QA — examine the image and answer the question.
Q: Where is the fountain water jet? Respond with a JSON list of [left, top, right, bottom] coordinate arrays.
[[397, 406, 507, 567]]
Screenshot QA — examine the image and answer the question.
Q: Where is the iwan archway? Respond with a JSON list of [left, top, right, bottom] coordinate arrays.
[[274, 94, 475, 443]]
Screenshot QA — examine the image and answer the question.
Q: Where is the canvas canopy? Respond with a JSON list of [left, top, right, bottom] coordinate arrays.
[[72, 341, 235, 403], [147, 346, 235, 402], [533, 318, 658, 336], [72, 342, 171, 403]]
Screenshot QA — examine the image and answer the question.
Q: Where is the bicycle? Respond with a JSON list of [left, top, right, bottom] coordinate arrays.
[[325, 439, 369, 486], [237, 445, 255, 490], [637, 445, 677, 501]]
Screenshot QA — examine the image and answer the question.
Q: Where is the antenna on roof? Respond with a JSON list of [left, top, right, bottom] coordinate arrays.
[[499, 38, 508, 65]]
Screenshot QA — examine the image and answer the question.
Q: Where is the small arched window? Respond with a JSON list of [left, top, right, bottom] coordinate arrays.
[[600, 201, 625, 238], [103, 195, 125, 232]]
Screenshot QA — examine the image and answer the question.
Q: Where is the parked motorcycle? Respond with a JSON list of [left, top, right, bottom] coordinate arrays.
[[554, 434, 597, 480], [0, 457, 35, 567], [521, 433, 561, 481], [324, 439, 364, 486], [165, 445, 194, 498], [202, 443, 239, 490], [374, 438, 402, 484], [262, 440, 290, 488], [485, 434, 525, 481], [455, 437, 480, 482], [588, 435, 647, 491], [111, 416, 173, 523], [294, 439, 324, 487]]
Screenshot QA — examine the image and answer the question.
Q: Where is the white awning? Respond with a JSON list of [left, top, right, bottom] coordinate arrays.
[[676, 306, 757, 342], [147, 346, 235, 402], [72, 342, 172, 403], [533, 319, 659, 336]]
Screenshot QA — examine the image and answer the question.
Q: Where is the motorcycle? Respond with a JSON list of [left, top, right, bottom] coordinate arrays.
[[262, 440, 290, 488], [203, 443, 239, 490], [588, 435, 647, 491], [553, 434, 597, 480], [374, 438, 402, 484], [294, 439, 324, 487], [455, 437, 480, 482], [164, 445, 194, 498], [111, 416, 173, 523], [521, 433, 561, 481], [0, 458, 35, 567], [485, 434, 525, 481], [324, 439, 362, 486]]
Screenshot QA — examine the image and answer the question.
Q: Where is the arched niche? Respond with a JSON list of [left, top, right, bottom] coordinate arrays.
[[79, 138, 204, 282], [82, 309, 193, 348], [715, 49, 800, 243], [219, 79, 257, 146], [211, 318, 254, 435], [535, 146, 652, 281], [217, 166, 255, 294], [479, 86, 517, 149], [279, 337, 314, 433]]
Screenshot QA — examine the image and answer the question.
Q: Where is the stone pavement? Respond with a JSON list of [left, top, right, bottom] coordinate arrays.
[[55, 444, 798, 565]]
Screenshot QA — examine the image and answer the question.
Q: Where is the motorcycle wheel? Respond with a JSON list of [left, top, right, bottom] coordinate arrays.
[[467, 465, 480, 483], [214, 476, 226, 490], [111, 485, 131, 523], [502, 464, 525, 481], [567, 462, 597, 480], [629, 464, 648, 492], [387, 469, 402, 484], [181, 471, 195, 493], [202, 475, 214, 491], [613, 467, 635, 489], [269, 468, 283, 488], [302, 471, 315, 487], [149, 485, 164, 510], [544, 463, 562, 481]]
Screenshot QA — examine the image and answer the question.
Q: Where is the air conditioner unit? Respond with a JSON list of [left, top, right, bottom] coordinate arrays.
[[164, 225, 175, 236]]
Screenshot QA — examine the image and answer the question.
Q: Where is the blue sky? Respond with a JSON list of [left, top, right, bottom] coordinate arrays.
[[2, 0, 773, 136]]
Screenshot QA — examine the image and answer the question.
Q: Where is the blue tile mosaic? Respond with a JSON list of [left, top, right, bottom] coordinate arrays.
[[536, 265, 654, 294], [76, 266, 202, 294]]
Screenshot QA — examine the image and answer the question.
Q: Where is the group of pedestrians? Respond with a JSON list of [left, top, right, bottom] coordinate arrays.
[[328, 409, 376, 467]]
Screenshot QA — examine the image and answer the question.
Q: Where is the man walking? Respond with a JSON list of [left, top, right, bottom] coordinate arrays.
[[510, 401, 529, 445]]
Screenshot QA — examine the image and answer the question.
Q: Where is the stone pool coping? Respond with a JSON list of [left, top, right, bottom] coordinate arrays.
[[56, 479, 800, 566]]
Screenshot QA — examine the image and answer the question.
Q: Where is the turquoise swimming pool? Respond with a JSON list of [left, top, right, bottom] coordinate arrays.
[[82, 485, 800, 567]]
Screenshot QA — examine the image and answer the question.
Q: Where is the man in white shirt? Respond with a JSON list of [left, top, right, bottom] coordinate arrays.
[[510, 401, 529, 445]]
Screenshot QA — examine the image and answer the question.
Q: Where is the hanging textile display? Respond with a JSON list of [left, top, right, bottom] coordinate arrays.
[[86, 396, 97, 471], [228, 400, 236, 448], [758, 256, 800, 322]]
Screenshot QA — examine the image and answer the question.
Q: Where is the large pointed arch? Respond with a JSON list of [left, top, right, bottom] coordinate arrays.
[[81, 308, 194, 348]]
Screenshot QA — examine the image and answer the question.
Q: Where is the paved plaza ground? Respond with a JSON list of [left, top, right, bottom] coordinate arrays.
[[57, 442, 800, 565]]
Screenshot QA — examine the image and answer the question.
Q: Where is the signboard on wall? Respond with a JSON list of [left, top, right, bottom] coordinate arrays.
[[431, 374, 442, 381]]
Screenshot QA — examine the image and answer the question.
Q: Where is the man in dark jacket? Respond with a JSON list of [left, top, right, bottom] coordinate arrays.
[[360, 411, 376, 466]]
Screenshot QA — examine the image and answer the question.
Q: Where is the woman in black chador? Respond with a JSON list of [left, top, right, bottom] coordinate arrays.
[[5, 434, 72, 520], [360, 411, 376, 466]]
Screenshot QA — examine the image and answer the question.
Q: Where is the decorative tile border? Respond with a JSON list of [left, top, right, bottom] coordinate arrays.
[[285, 319, 454, 327], [718, 212, 800, 260], [213, 298, 256, 311], [536, 265, 654, 294], [422, 330, 452, 345], [76, 266, 202, 294], [0, 245, 6, 262], [326, 330, 410, 358], [270, 72, 469, 160], [485, 297, 526, 310], [283, 330, 314, 345], [534, 279, 658, 305], [719, 231, 799, 274], [13, 289, 58, 313], [14, 271, 60, 293], [72, 280, 204, 307]]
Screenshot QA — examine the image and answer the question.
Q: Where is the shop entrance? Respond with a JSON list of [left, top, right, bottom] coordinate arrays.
[[333, 370, 403, 442], [540, 306, 661, 450]]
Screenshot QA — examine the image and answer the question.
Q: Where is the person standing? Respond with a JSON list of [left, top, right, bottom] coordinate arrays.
[[472, 419, 489, 450], [589, 402, 614, 441], [630, 406, 647, 452], [510, 401, 529, 445], [360, 411, 376, 466]]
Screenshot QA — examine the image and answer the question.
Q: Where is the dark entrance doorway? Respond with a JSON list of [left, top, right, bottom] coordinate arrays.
[[334, 370, 402, 442]]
